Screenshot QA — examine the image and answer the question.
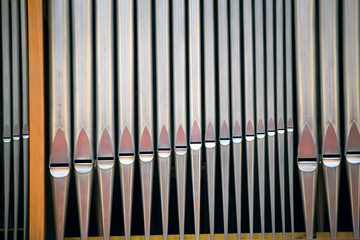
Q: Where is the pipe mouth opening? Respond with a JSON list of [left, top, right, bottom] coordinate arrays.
[[220, 138, 230, 146], [205, 140, 216, 148], [50, 163, 70, 178], [298, 159, 318, 172], [322, 154, 341, 167], [345, 152, 360, 164], [175, 145, 187, 155], [245, 135, 255, 142], [74, 159, 93, 173], [97, 156, 115, 169], [232, 136, 242, 143], [158, 148, 171, 159], [139, 151, 154, 162], [119, 153, 135, 165], [256, 133, 266, 139], [190, 142, 202, 151]]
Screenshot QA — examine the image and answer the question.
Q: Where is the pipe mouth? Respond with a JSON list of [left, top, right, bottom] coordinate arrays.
[[74, 159, 93, 173], [190, 142, 201, 151], [205, 140, 216, 149], [50, 163, 70, 178], [298, 159, 317, 172], [220, 138, 230, 146], [245, 135, 255, 142], [175, 145, 187, 155], [158, 148, 171, 159], [119, 153, 135, 165], [139, 151, 154, 162], [345, 152, 360, 164], [322, 154, 341, 168], [232, 136, 242, 143], [97, 156, 115, 169], [267, 130, 276, 137], [256, 133, 265, 139]]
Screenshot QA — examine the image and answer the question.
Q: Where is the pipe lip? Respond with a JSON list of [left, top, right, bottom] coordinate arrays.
[[298, 160, 318, 172]]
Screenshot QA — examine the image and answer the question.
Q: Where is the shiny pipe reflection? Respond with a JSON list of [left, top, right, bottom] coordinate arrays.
[[117, 0, 135, 240], [295, 0, 318, 238], [172, 1, 188, 239], [95, 0, 115, 238], [230, 0, 242, 239], [48, 0, 71, 238], [320, 0, 341, 238], [254, 0, 266, 237], [265, 0, 276, 237], [204, 0, 216, 239], [343, 0, 360, 238], [72, 0, 94, 238], [188, 0, 202, 239], [137, 0, 154, 239], [155, 0, 171, 239], [1, 0, 11, 238]]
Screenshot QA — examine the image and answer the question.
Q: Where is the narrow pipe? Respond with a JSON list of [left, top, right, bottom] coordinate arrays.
[[204, 0, 216, 238], [217, 0, 231, 238], [188, 0, 202, 238], [243, 0, 255, 238], [137, 0, 154, 239], [230, 0, 242, 238], [95, 0, 115, 238], [11, 0, 21, 238], [117, 0, 135, 239], [72, 0, 94, 238], [155, 1, 171, 239], [285, 0, 294, 237], [275, 0, 286, 237], [20, 0, 30, 238], [254, 0, 266, 237], [265, 0, 276, 237], [343, 0, 360, 238], [295, 0, 318, 238], [319, 0, 341, 238], [48, 0, 71, 238], [172, 1, 187, 239]]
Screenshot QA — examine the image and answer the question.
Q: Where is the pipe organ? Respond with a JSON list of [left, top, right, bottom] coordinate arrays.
[[1, 0, 360, 239]]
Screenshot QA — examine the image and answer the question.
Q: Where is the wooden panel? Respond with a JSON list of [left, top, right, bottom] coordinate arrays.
[[28, 0, 45, 239]]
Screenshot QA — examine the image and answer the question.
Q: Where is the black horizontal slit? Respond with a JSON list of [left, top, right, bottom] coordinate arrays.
[[50, 163, 69, 168], [298, 158, 317, 162], [98, 156, 114, 161], [346, 151, 360, 155], [74, 159, 93, 164], [119, 152, 135, 157], [158, 148, 171, 151], [139, 151, 154, 155]]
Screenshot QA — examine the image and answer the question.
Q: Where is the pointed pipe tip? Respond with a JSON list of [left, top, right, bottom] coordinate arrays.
[[140, 126, 154, 153], [298, 124, 317, 159], [119, 126, 134, 154], [205, 122, 216, 141], [190, 121, 202, 143], [347, 122, 360, 152]]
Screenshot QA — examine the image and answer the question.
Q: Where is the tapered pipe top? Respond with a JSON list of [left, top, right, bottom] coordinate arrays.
[[276, 0, 285, 131], [266, 0, 275, 132], [285, 0, 293, 130]]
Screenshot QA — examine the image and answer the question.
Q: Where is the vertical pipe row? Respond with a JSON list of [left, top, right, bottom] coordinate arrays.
[[172, 1, 187, 239], [72, 0, 94, 239], [229, 1, 242, 239], [137, 0, 154, 239], [295, 0, 318, 238], [243, 0, 255, 238], [188, 0, 202, 239], [254, 0, 266, 237], [95, 0, 115, 238], [217, 0, 231, 239], [48, 0, 71, 239], [1, 0, 11, 238], [155, 0, 171, 239], [117, 1, 135, 240], [343, 0, 360, 238], [204, 0, 216, 239]]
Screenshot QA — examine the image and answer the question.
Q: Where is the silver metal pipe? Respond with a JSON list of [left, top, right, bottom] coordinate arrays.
[[48, 0, 71, 238], [95, 0, 115, 238], [72, 0, 94, 238], [319, 0, 341, 238], [20, 0, 29, 238], [189, 0, 202, 239], [285, 0, 294, 237], [243, 0, 255, 238], [343, 0, 360, 238], [265, 0, 276, 237], [155, 1, 171, 239], [295, 0, 318, 238], [217, 1, 230, 239], [230, 0, 242, 238], [254, 0, 266, 237], [117, 0, 135, 239], [137, 0, 154, 239], [1, 2, 11, 238], [204, 0, 216, 238], [172, 1, 187, 239], [11, 0, 21, 237], [275, 0, 286, 237]]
